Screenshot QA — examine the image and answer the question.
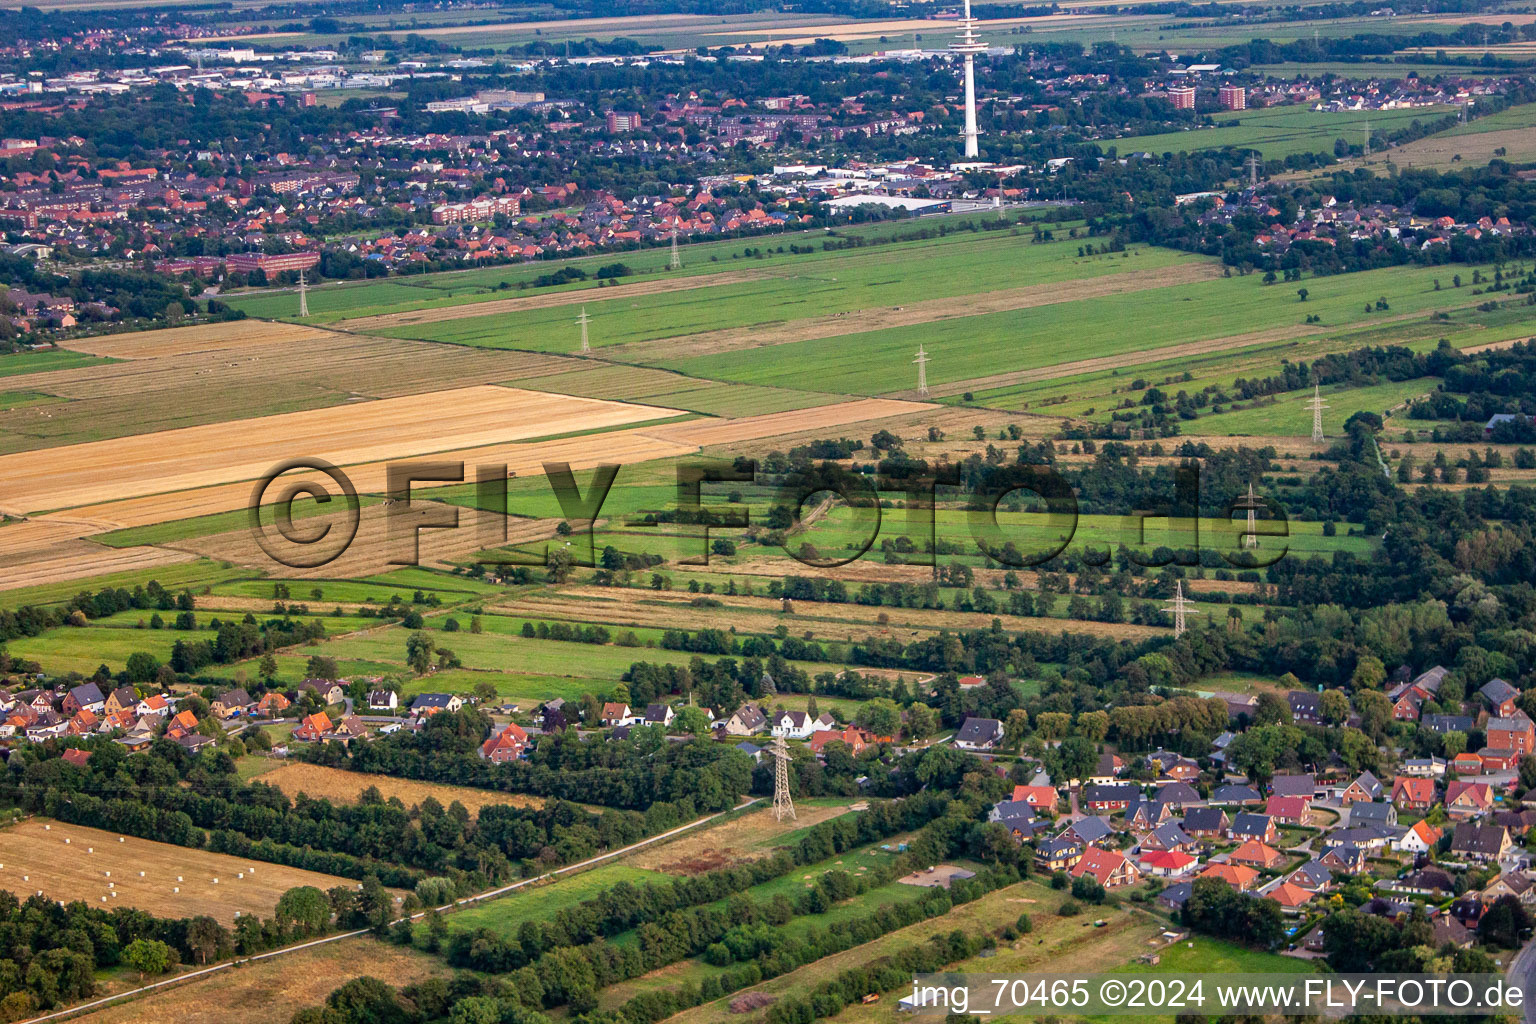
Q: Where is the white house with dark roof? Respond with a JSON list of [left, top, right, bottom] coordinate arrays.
[[953, 716, 1005, 751]]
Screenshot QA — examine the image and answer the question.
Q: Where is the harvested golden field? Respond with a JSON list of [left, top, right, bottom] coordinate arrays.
[[0, 385, 678, 515], [640, 398, 933, 447], [601, 262, 1220, 363], [34, 427, 697, 530], [338, 271, 765, 332], [0, 334, 579, 455], [0, 820, 400, 923], [70, 936, 449, 1024], [60, 321, 335, 359], [256, 763, 544, 816], [628, 802, 855, 874], [0, 535, 196, 592]]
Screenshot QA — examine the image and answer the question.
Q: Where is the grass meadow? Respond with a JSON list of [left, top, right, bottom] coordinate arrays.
[[1112, 104, 1456, 159]]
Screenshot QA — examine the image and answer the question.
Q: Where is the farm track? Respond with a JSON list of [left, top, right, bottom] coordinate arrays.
[[594, 261, 1221, 363]]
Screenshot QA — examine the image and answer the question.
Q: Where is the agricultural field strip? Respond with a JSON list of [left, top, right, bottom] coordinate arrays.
[[334, 270, 768, 331], [590, 260, 1221, 364], [254, 763, 546, 817], [0, 385, 679, 515], [488, 588, 1167, 640]]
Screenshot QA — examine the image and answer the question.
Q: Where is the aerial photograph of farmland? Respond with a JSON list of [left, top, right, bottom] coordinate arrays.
[[3, 0, 1536, 1020]]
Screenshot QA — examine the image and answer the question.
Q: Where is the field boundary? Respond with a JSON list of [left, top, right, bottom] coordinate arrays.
[[20, 798, 759, 1024]]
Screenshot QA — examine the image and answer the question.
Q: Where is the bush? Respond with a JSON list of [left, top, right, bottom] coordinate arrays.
[[1058, 900, 1082, 917]]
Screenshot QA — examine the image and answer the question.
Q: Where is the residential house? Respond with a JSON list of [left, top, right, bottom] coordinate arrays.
[[411, 693, 464, 717], [1061, 816, 1114, 847], [1153, 782, 1200, 809], [103, 686, 138, 717], [1210, 784, 1261, 806], [1140, 822, 1198, 854], [600, 701, 633, 727], [1082, 783, 1140, 814], [1289, 860, 1334, 893], [1138, 850, 1198, 878], [292, 712, 333, 742], [1350, 802, 1398, 828], [1391, 866, 1455, 897], [1034, 837, 1082, 872], [1452, 752, 1486, 776], [1157, 881, 1193, 912], [1488, 715, 1536, 755], [1010, 785, 1058, 812], [1265, 796, 1309, 825], [721, 704, 766, 736], [1395, 819, 1444, 854], [1481, 679, 1521, 718], [771, 710, 833, 739], [1401, 757, 1447, 778], [1446, 781, 1494, 817], [165, 709, 199, 740], [1450, 822, 1510, 863], [1270, 774, 1316, 802], [1198, 863, 1258, 891], [1482, 872, 1536, 907], [642, 706, 678, 727], [1268, 882, 1314, 913], [257, 692, 291, 716], [63, 683, 105, 715], [1392, 776, 1436, 811], [1231, 840, 1286, 870], [134, 694, 170, 718], [211, 688, 254, 720], [1320, 843, 1368, 873], [1125, 797, 1174, 831], [61, 748, 91, 769], [1340, 771, 1383, 804], [953, 717, 1005, 751], [1288, 691, 1322, 725], [368, 690, 400, 712], [1181, 806, 1230, 839], [481, 723, 529, 763], [1087, 752, 1125, 784], [989, 800, 1044, 841], [331, 715, 370, 744], [810, 727, 873, 756], [1230, 813, 1278, 845], [298, 679, 347, 705], [1070, 847, 1141, 889], [1422, 714, 1474, 735]]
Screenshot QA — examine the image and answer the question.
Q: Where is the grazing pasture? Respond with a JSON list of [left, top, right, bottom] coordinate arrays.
[[0, 820, 394, 923]]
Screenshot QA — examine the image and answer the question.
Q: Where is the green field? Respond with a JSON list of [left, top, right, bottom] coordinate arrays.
[[226, 211, 1047, 323], [441, 865, 667, 939], [1188, 377, 1441, 436], [0, 349, 112, 378], [1112, 104, 1455, 159], [639, 261, 1484, 396], [365, 235, 1196, 353]]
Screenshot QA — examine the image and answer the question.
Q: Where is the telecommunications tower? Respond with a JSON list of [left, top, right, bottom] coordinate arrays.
[[951, 0, 986, 159]]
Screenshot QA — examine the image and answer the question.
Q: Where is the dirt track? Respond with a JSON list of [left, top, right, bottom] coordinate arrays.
[[337, 271, 766, 332], [598, 262, 1221, 363]]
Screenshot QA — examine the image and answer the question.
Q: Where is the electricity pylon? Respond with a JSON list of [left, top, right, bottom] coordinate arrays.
[[771, 737, 796, 822], [1306, 384, 1329, 442], [913, 345, 930, 397], [576, 306, 591, 354]]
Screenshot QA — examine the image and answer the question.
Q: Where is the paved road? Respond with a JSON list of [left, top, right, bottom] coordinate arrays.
[[19, 797, 759, 1024], [1507, 935, 1536, 1024]]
